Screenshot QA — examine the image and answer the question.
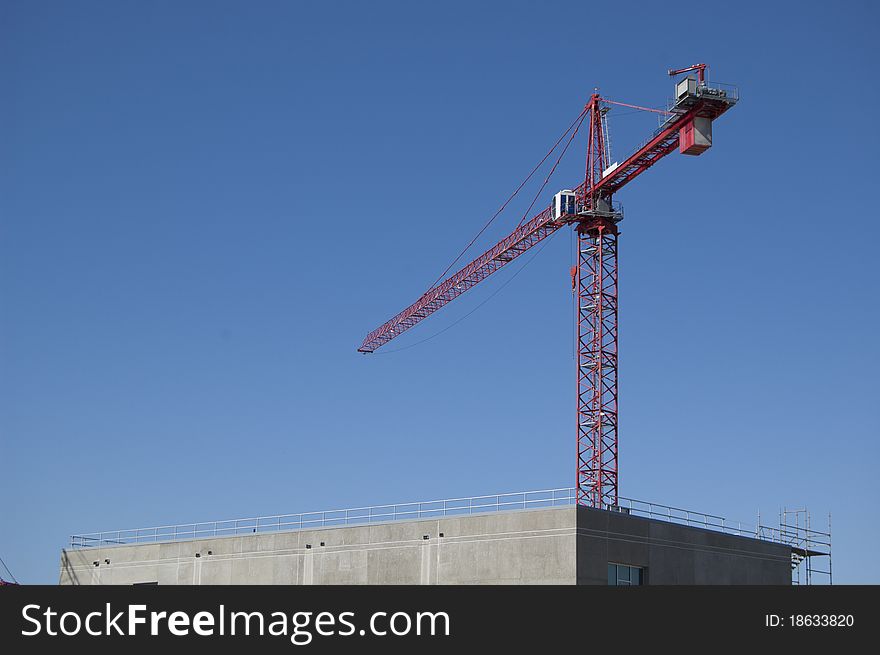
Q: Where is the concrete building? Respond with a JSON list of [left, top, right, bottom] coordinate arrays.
[[60, 503, 794, 585]]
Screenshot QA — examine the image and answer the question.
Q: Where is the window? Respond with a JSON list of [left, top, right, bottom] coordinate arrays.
[[608, 563, 644, 586]]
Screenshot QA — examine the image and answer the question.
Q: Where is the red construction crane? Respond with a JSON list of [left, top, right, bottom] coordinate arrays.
[[359, 66, 737, 509]]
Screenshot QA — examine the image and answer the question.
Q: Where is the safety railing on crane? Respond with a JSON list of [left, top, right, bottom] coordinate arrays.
[[658, 81, 740, 127]]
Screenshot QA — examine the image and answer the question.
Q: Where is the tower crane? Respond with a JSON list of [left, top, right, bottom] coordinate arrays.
[[359, 66, 737, 509]]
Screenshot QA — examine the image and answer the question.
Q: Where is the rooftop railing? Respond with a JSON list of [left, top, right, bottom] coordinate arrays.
[[67, 487, 818, 550]]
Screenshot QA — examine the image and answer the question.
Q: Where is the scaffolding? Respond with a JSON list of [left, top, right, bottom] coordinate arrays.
[[777, 508, 832, 585]]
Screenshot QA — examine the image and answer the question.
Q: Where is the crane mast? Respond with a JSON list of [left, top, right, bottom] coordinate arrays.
[[576, 96, 621, 508], [359, 68, 737, 509]]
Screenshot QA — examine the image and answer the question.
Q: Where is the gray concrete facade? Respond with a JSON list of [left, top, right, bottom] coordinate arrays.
[[575, 506, 792, 585], [59, 506, 792, 585]]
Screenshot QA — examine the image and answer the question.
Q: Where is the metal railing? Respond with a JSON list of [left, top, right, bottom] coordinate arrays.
[[695, 81, 739, 103], [68, 487, 797, 549], [657, 80, 740, 129], [614, 496, 762, 540], [69, 488, 576, 548]]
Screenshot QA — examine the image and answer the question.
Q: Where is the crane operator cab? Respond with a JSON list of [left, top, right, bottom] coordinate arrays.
[[552, 190, 577, 220]]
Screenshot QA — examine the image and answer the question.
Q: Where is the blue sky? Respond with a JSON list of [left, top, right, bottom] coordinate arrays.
[[1, 0, 877, 584]]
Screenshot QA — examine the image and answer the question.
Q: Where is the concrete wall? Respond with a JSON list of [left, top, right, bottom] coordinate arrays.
[[60, 507, 578, 585], [60, 506, 792, 585], [576, 506, 792, 585]]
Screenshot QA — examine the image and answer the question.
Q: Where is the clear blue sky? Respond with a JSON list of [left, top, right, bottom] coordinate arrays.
[[1, 1, 877, 584]]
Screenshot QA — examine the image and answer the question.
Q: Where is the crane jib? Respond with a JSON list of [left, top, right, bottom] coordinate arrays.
[[358, 96, 732, 353]]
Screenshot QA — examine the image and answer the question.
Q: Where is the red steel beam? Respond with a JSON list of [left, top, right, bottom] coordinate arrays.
[[359, 206, 562, 352], [576, 219, 619, 508], [358, 97, 730, 353]]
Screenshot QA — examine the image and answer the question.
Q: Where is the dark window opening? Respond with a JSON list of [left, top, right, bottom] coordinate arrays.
[[608, 563, 644, 586]]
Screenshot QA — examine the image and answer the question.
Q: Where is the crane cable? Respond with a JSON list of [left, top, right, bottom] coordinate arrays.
[[374, 231, 558, 354], [379, 107, 589, 353], [425, 104, 589, 292], [378, 98, 672, 355], [515, 108, 587, 229]]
